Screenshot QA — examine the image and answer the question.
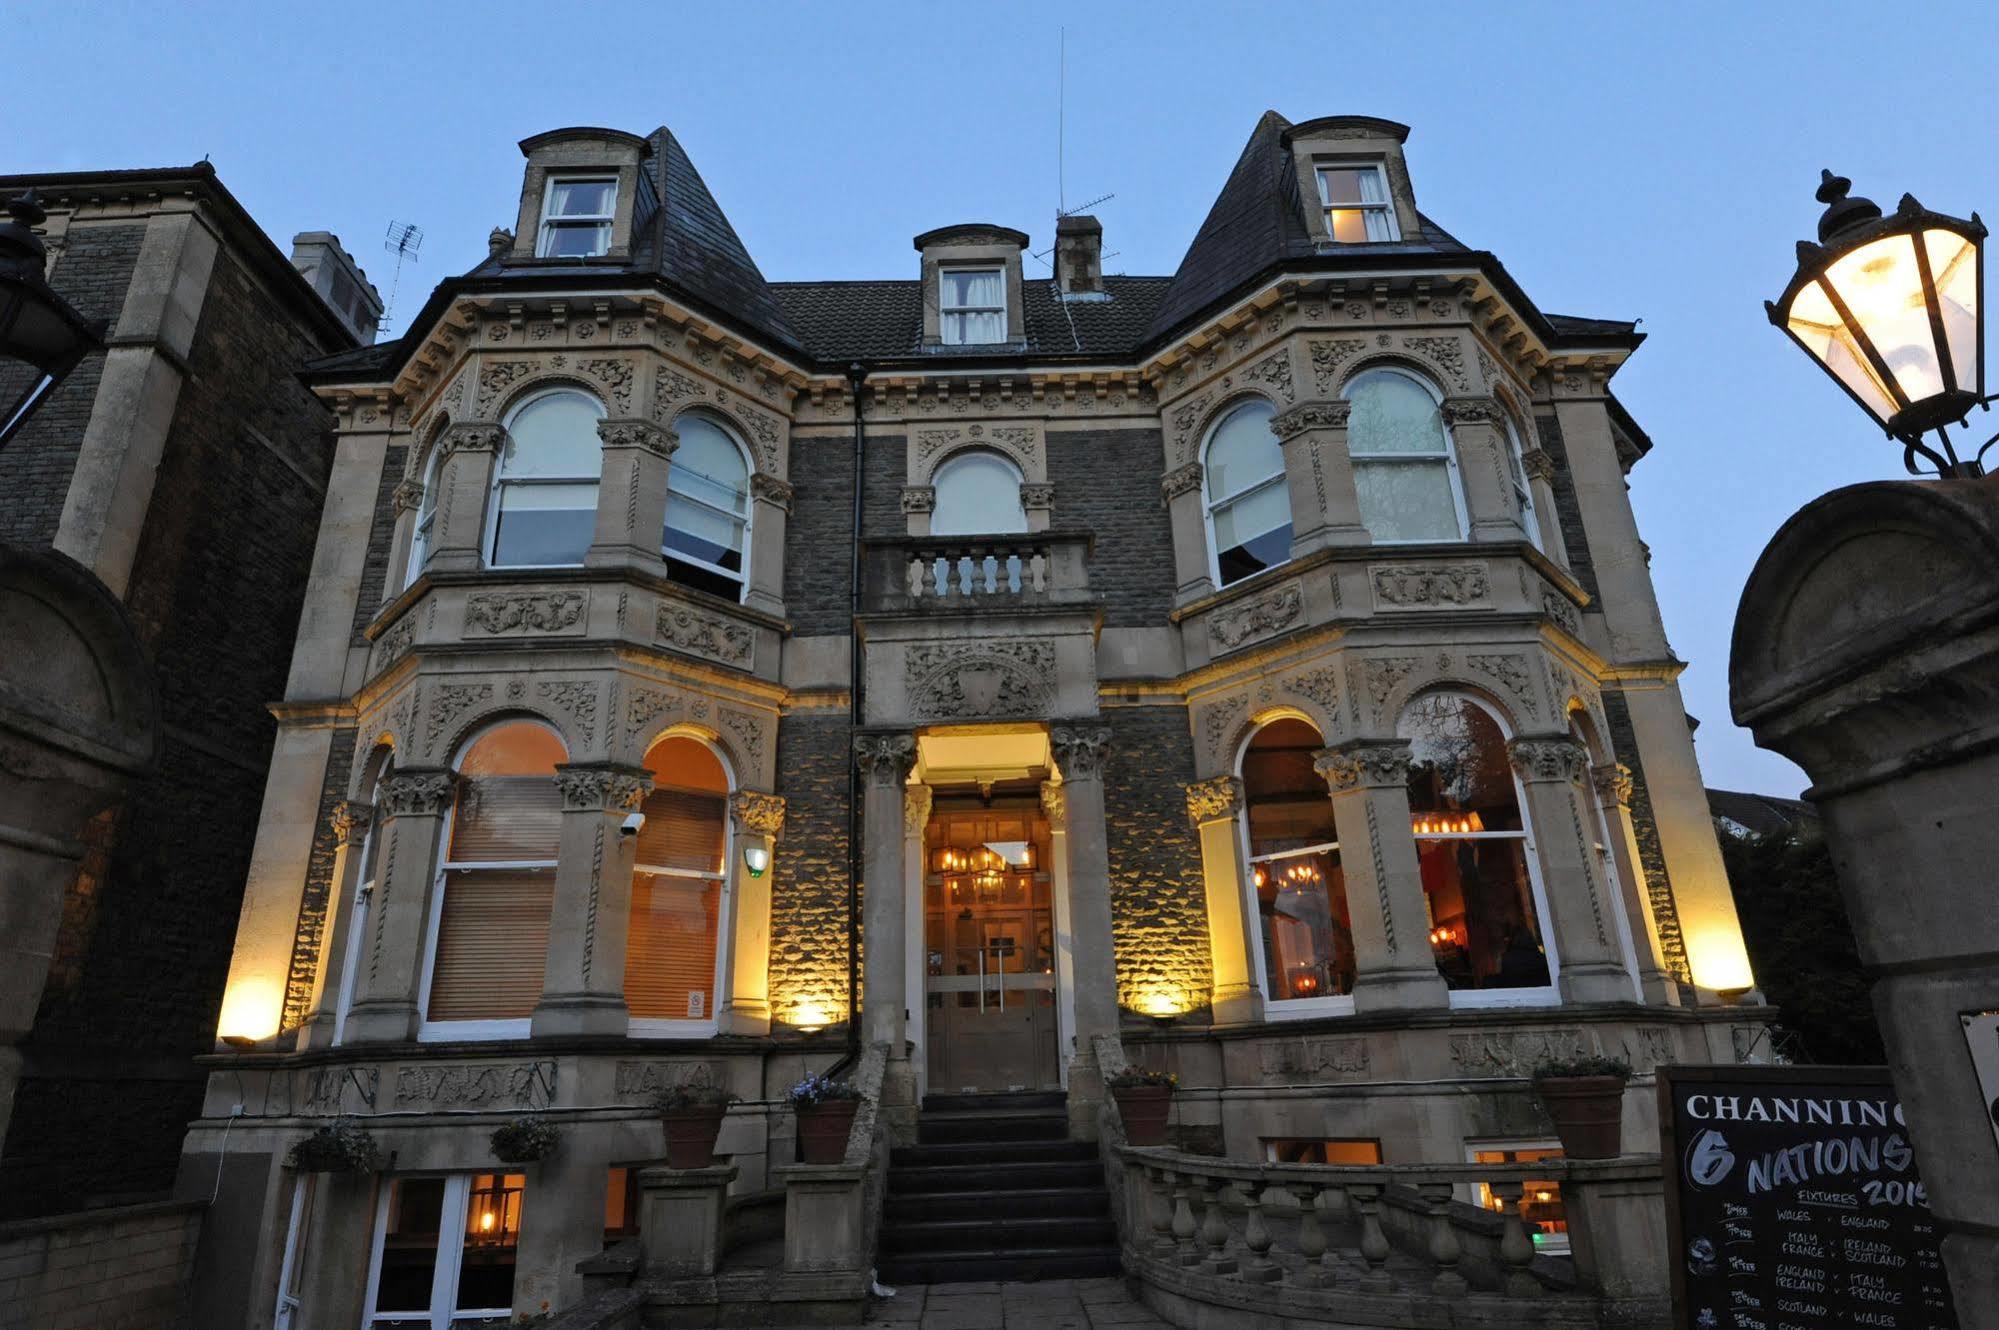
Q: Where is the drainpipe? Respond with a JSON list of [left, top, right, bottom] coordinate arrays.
[[830, 361, 869, 1077]]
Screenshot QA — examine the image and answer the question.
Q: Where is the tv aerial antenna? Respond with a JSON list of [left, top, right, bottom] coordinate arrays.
[[1037, 29, 1118, 276], [381, 221, 424, 334]]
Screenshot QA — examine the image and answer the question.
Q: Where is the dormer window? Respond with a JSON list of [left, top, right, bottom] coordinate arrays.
[[536, 177, 618, 258], [1316, 165, 1398, 243], [940, 267, 1006, 345]]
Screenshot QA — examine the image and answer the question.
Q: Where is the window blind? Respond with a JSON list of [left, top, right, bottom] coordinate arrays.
[[451, 776, 562, 863], [427, 871, 553, 1021], [634, 788, 725, 874], [625, 872, 719, 1021]]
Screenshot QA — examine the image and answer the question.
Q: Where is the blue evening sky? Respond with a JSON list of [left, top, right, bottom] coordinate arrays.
[[10, 1, 1998, 797]]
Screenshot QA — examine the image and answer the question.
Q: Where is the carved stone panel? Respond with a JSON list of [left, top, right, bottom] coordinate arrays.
[[1447, 1029, 1587, 1078], [463, 590, 588, 636], [1207, 584, 1303, 654], [1371, 564, 1491, 609], [906, 640, 1056, 721], [1256, 1037, 1372, 1080], [655, 605, 754, 669], [391, 1060, 558, 1109]]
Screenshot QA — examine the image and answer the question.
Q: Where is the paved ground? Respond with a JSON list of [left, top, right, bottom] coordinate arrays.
[[849, 1277, 1174, 1330]]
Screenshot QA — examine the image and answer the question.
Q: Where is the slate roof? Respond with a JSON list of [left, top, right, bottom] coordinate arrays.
[[1708, 788, 1818, 839], [768, 275, 1174, 361]]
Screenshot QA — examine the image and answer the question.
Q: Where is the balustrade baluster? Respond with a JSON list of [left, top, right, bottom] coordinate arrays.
[[1346, 1183, 1392, 1293], [1294, 1183, 1332, 1289], [1027, 550, 1046, 592], [1196, 1176, 1237, 1275], [1240, 1183, 1280, 1283], [1487, 1179, 1539, 1297], [1416, 1182, 1467, 1296], [1171, 1172, 1200, 1268], [1148, 1166, 1177, 1257]]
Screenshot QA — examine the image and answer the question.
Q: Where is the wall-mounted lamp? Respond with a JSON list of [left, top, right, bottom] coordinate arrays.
[[743, 842, 770, 878]]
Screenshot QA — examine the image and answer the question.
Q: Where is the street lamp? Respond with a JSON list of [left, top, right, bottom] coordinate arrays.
[[1768, 170, 1990, 477], [0, 189, 104, 447]]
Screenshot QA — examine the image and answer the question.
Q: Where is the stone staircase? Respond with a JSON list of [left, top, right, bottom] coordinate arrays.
[[877, 1090, 1121, 1284]]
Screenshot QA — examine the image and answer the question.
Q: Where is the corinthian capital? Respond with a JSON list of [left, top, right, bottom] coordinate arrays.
[[1270, 400, 1350, 440], [1050, 727, 1112, 780], [1590, 761, 1634, 808], [329, 800, 377, 846], [439, 423, 504, 459], [1440, 396, 1504, 426], [596, 416, 678, 458], [1184, 775, 1244, 826], [1506, 737, 1589, 783], [392, 477, 426, 514], [1312, 741, 1412, 792], [731, 789, 787, 837], [1160, 463, 1203, 501], [380, 770, 456, 816], [855, 733, 918, 786], [750, 472, 793, 511], [553, 762, 653, 812]]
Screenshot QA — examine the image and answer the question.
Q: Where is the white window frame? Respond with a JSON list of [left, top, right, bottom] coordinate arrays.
[[535, 176, 617, 259], [1234, 718, 1353, 1023], [627, 734, 736, 1039], [1201, 399, 1292, 589], [1574, 725, 1646, 1003], [332, 773, 387, 1046], [1342, 366, 1470, 545], [939, 265, 1007, 346], [360, 1173, 524, 1328], [1315, 163, 1400, 243], [1404, 693, 1562, 1011], [662, 412, 753, 603], [1462, 1138, 1572, 1255], [484, 388, 604, 570], [1501, 414, 1543, 552], [404, 447, 442, 589], [415, 721, 566, 1043]]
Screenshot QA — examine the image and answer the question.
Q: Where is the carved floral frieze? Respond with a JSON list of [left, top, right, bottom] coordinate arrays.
[[1209, 585, 1302, 652], [391, 1060, 558, 1109], [464, 591, 588, 636], [905, 640, 1055, 721], [1184, 775, 1244, 825], [1371, 565, 1490, 608], [730, 790, 786, 837], [655, 606, 754, 668]]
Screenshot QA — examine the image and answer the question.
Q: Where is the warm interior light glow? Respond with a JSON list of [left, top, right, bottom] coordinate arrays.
[[480, 1210, 497, 1232], [1412, 811, 1485, 836], [217, 978, 283, 1045], [742, 843, 770, 877]]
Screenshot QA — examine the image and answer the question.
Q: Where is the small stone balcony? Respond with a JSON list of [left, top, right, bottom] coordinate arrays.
[[860, 531, 1095, 616]]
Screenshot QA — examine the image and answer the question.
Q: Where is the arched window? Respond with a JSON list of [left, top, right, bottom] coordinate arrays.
[[1241, 718, 1354, 1004], [1501, 412, 1543, 551], [665, 414, 751, 601], [489, 389, 603, 567], [1399, 694, 1554, 995], [626, 736, 730, 1030], [404, 447, 442, 588], [932, 450, 1027, 535], [1345, 368, 1466, 543], [421, 721, 565, 1035], [1203, 400, 1291, 586]]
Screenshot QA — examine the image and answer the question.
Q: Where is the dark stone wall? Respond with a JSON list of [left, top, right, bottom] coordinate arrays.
[[1533, 412, 1601, 602], [1100, 705, 1212, 1017], [348, 442, 408, 645], [1046, 428, 1175, 627], [281, 728, 361, 1031], [782, 431, 903, 636], [1601, 690, 1689, 982], [0, 242, 341, 1218], [0, 223, 147, 545], [768, 711, 856, 1028]]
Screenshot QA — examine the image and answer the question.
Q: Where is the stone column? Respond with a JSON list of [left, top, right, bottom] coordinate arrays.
[[297, 800, 375, 1050], [1312, 742, 1449, 1012], [533, 763, 651, 1037], [1442, 397, 1529, 542], [901, 785, 934, 1092], [1161, 464, 1214, 604], [1021, 482, 1055, 533], [744, 474, 792, 616], [1184, 776, 1263, 1025], [1271, 401, 1370, 556], [1520, 449, 1568, 565], [585, 417, 676, 574], [1052, 727, 1120, 1138], [719, 790, 785, 1036], [423, 423, 504, 573], [1592, 762, 1680, 1007], [1041, 782, 1079, 1076], [342, 769, 455, 1042], [1506, 737, 1632, 1004], [857, 733, 917, 1139]]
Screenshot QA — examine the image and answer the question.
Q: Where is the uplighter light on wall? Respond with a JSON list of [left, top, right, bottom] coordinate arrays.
[[216, 977, 283, 1046], [743, 843, 770, 878], [1685, 927, 1757, 999]]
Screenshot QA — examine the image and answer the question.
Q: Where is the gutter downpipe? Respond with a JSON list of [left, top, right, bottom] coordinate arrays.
[[829, 360, 869, 1079]]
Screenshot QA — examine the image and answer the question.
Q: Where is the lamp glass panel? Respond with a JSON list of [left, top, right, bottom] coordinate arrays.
[[1924, 228, 1982, 396], [1785, 279, 1898, 424], [1823, 232, 1945, 406]]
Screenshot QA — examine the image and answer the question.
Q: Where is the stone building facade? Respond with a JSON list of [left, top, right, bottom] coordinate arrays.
[[187, 116, 1765, 1327], [0, 164, 366, 1218]]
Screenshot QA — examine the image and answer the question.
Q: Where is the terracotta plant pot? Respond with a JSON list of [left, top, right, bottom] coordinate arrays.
[[1113, 1084, 1174, 1146], [660, 1107, 727, 1169], [1534, 1075, 1627, 1159], [796, 1098, 860, 1164]]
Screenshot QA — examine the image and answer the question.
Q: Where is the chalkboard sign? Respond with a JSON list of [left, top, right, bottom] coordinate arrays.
[[1659, 1065, 1957, 1330]]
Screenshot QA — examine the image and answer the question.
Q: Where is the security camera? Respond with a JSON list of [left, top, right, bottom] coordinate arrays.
[[620, 811, 645, 837]]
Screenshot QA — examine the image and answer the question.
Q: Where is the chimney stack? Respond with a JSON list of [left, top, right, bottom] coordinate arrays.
[[289, 232, 382, 345], [1055, 214, 1104, 299]]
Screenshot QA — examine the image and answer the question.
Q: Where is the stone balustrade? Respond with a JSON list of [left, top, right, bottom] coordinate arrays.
[[1113, 1146, 1668, 1329], [860, 532, 1093, 611]]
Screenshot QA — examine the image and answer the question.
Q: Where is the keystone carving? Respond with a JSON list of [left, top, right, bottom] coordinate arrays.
[[656, 606, 753, 667], [1051, 727, 1112, 780], [596, 417, 677, 457], [553, 764, 652, 812], [1270, 400, 1350, 440], [1209, 586, 1303, 651], [1313, 743, 1413, 792], [1371, 565, 1490, 607], [465, 591, 587, 635], [1506, 737, 1589, 783], [381, 771, 455, 816], [855, 733, 918, 786], [730, 790, 786, 838], [1184, 775, 1244, 825]]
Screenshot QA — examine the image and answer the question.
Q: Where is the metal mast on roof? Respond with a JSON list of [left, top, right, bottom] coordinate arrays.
[[382, 221, 423, 336]]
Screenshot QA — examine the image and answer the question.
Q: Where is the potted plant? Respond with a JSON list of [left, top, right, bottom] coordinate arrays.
[[490, 1115, 560, 1165], [1530, 1054, 1631, 1159], [287, 1119, 380, 1174], [653, 1083, 738, 1169], [1108, 1067, 1178, 1147], [787, 1073, 862, 1164]]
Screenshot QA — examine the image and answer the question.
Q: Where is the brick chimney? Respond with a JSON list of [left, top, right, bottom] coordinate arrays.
[[289, 232, 382, 344], [1055, 214, 1104, 299]]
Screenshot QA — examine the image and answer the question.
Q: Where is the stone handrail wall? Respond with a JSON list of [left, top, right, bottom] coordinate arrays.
[[860, 532, 1093, 609], [1115, 1147, 1668, 1329], [0, 1199, 202, 1330]]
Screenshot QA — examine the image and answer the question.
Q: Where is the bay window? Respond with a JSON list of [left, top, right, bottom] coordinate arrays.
[[663, 413, 751, 601], [363, 1173, 526, 1329], [420, 722, 565, 1038], [1398, 693, 1556, 998], [489, 389, 603, 568], [626, 735, 730, 1031], [1242, 717, 1354, 1008], [940, 267, 1005, 345], [1204, 399, 1291, 586], [1345, 368, 1467, 543]]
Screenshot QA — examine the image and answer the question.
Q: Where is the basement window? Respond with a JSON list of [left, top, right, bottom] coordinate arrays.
[[536, 177, 617, 258], [1316, 165, 1398, 243]]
